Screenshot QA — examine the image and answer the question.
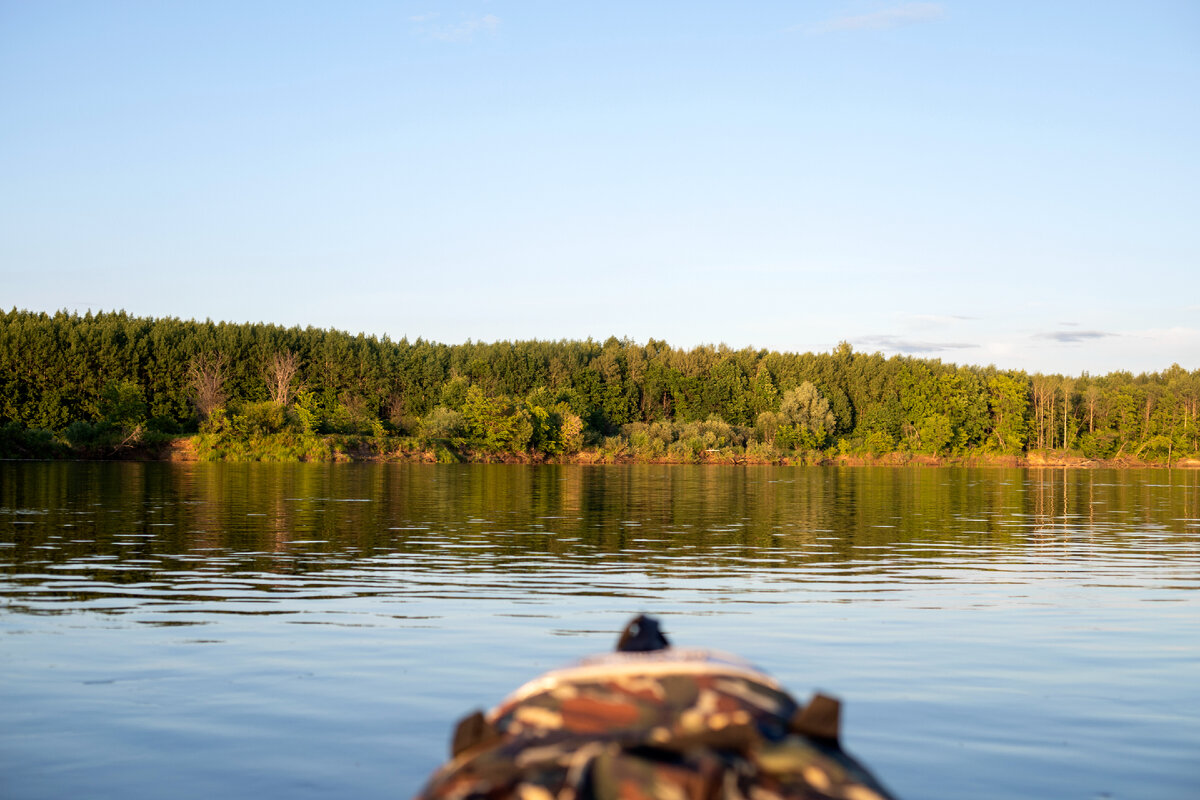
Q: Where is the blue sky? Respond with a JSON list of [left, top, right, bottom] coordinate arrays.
[[2, 1, 1197, 376]]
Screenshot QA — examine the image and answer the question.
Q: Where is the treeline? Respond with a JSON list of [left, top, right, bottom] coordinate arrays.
[[1, 308, 1197, 462]]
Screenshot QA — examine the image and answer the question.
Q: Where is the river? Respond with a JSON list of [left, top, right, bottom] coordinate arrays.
[[1, 462, 1198, 799]]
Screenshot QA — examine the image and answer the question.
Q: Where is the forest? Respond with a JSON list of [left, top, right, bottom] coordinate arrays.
[[1, 308, 1197, 465]]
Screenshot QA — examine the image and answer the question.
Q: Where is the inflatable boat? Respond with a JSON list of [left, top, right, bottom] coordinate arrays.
[[415, 615, 899, 800]]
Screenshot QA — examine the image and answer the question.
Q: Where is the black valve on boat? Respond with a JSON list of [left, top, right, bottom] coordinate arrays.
[[615, 613, 671, 652]]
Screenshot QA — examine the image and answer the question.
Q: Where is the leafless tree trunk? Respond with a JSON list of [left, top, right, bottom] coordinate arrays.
[[113, 423, 145, 454], [1085, 384, 1100, 433], [1061, 378, 1074, 451], [188, 352, 228, 420], [1047, 388, 1057, 450], [385, 394, 407, 426], [1032, 376, 1054, 449], [265, 350, 302, 405]]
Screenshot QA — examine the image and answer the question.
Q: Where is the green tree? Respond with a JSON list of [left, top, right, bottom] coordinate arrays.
[[986, 374, 1029, 454], [461, 386, 533, 453], [419, 406, 464, 442], [778, 382, 836, 447], [99, 379, 147, 430]]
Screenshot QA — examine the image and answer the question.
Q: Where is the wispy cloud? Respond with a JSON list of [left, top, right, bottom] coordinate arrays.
[[414, 13, 500, 43], [905, 313, 976, 326], [1034, 330, 1115, 344], [807, 3, 945, 34], [854, 334, 977, 354]]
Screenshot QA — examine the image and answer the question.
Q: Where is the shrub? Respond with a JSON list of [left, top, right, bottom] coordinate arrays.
[[147, 415, 182, 435], [628, 427, 667, 458], [420, 406, 465, 442], [599, 435, 629, 459], [668, 436, 704, 462], [744, 440, 782, 463], [863, 430, 895, 456], [557, 407, 585, 454], [293, 390, 325, 434], [433, 444, 461, 464], [1078, 431, 1118, 459], [63, 420, 109, 448], [0, 422, 66, 459], [232, 401, 293, 437], [326, 395, 375, 435]]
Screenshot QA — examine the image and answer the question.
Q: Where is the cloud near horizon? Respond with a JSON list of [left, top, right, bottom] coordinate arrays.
[[1035, 330, 1114, 344], [853, 334, 978, 354], [807, 3, 945, 34]]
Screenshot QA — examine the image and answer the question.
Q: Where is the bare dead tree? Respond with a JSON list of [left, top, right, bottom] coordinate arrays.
[[113, 423, 145, 454], [1061, 377, 1075, 450], [1031, 375, 1053, 449], [1085, 384, 1101, 433], [188, 352, 228, 420], [385, 393, 407, 426], [264, 350, 302, 405]]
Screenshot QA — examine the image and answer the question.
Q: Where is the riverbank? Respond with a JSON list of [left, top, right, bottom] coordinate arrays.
[[143, 435, 1197, 469], [5, 425, 1195, 468]]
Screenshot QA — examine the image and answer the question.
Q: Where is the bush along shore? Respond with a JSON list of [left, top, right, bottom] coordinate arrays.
[[1, 309, 1198, 467], [3, 423, 1195, 469]]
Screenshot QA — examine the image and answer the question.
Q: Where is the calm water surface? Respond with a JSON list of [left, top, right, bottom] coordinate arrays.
[[1, 463, 1198, 800]]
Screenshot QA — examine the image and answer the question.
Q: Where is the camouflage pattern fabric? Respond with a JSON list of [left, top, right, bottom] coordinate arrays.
[[415, 649, 898, 800]]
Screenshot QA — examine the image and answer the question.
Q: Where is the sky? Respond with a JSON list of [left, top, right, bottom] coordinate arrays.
[[2, 1, 1197, 376]]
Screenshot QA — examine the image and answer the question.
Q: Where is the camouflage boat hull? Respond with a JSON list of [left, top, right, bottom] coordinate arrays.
[[416, 641, 899, 800]]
